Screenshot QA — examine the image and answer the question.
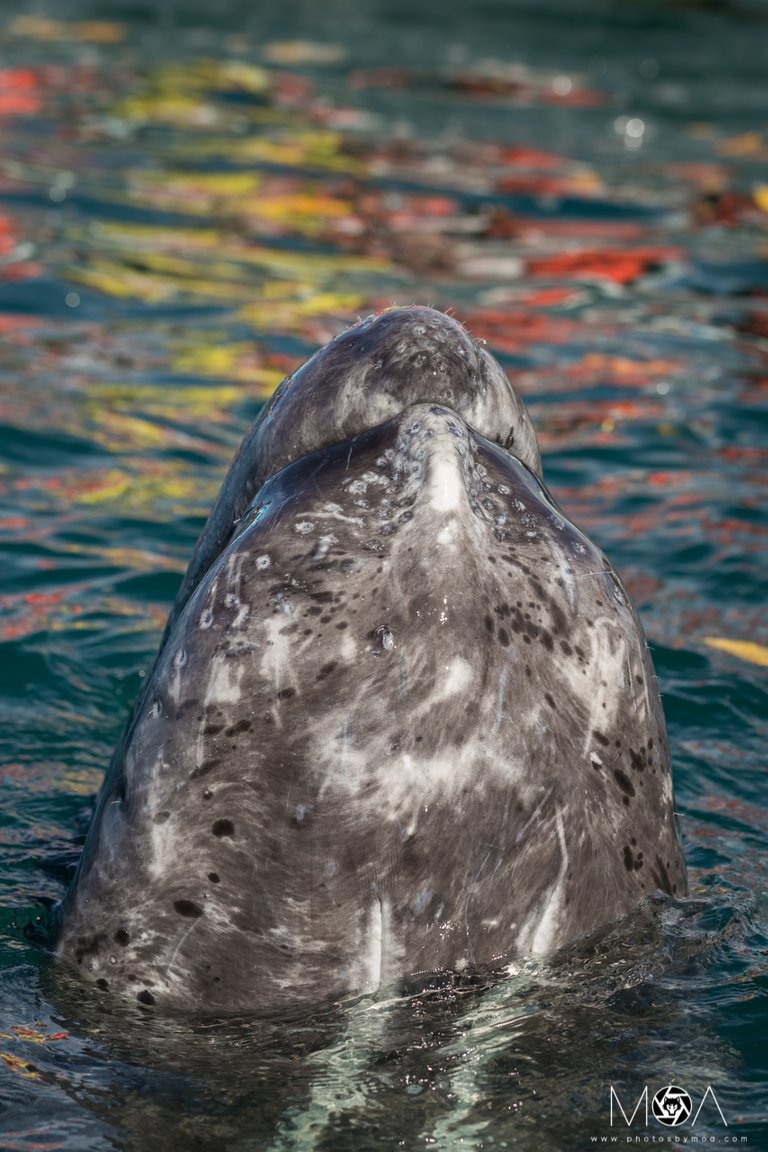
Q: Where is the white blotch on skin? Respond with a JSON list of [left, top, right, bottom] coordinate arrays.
[[203, 653, 244, 706], [233, 604, 250, 629], [341, 633, 357, 661], [439, 656, 473, 699], [495, 668, 508, 728], [168, 648, 186, 704], [437, 519, 459, 546], [259, 615, 294, 698], [413, 887, 432, 914], [225, 551, 247, 593], [528, 806, 568, 954], [430, 455, 463, 513], [312, 504, 364, 526], [366, 895, 383, 990], [313, 534, 336, 561]]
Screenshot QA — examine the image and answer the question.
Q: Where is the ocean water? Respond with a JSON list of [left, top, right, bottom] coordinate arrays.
[[0, 0, 766, 1148]]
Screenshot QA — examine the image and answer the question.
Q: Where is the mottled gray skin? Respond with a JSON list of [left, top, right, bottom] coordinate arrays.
[[103, 307, 540, 800], [167, 306, 541, 650], [56, 310, 686, 1014]]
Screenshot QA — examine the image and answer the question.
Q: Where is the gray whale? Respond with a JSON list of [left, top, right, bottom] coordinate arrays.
[[55, 307, 686, 1013]]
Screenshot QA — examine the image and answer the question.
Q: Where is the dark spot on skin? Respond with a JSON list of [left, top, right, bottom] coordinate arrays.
[[651, 856, 674, 895], [137, 990, 155, 1006], [525, 665, 532, 678], [114, 928, 129, 946], [96, 978, 109, 991], [317, 661, 337, 680], [320, 614, 332, 623], [306, 606, 323, 616], [174, 899, 204, 918], [648, 738, 654, 750], [225, 719, 251, 737], [591, 758, 602, 770], [208, 872, 220, 884], [540, 628, 554, 652], [153, 811, 170, 824], [498, 628, 510, 647], [415, 735, 423, 743], [277, 688, 295, 701], [202, 788, 214, 801], [190, 757, 221, 779], [629, 747, 646, 772], [336, 621, 348, 630], [309, 590, 334, 603], [548, 600, 568, 636], [593, 730, 610, 747], [623, 846, 633, 872], [74, 933, 106, 964], [204, 723, 224, 736], [484, 614, 494, 635], [212, 819, 235, 838], [560, 641, 572, 656], [613, 768, 635, 797], [544, 693, 555, 709]]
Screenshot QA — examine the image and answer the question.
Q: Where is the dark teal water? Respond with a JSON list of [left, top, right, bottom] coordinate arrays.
[[0, 1, 766, 1148]]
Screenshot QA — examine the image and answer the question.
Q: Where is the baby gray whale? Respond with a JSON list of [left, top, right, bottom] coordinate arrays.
[[55, 307, 686, 1013]]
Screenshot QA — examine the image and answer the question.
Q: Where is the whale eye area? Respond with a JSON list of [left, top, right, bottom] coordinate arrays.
[[114, 928, 130, 946], [208, 872, 220, 884], [212, 819, 235, 838], [174, 899, 204, 918]]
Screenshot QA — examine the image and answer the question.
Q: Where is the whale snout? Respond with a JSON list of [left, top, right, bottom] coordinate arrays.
[[258, 305, 541, 481]]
